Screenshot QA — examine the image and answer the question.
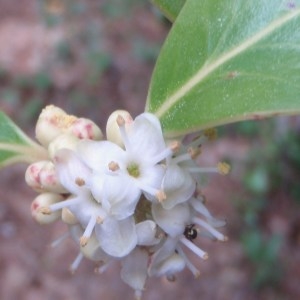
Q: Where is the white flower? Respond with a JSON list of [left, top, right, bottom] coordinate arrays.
[[27, 107, 230, 297], [77, 112, 175, 211]]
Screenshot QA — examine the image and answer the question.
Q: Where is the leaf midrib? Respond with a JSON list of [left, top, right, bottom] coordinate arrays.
[[153, 7, 300, 118]]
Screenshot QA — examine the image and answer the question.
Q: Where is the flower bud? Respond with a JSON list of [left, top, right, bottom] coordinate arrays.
[[25, 161, 46, 192], [31, 193, 63, 224], [80, 235, 110, 262], [62, 208, 78, 225], [35, 105, 77, 147], [106, 110, 133, 147], [68, 118, 103, 141], [39, 161, 67, 193], [48, 133, 79, 160], [25, 161, 66, 193]]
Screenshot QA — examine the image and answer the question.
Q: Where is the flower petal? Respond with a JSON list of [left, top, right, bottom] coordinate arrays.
[[77, 140, 125, 171], [91, 173, 141, 219], [54, 149, 91, 195], [148, 237, 184, 277], [136, 220, 160, 246], [161, 164, 196, 209], [152, 203, 191, 237], [127, 113, 166, 158], [95, 217, 137, 257], [120, 248, 148, 293]]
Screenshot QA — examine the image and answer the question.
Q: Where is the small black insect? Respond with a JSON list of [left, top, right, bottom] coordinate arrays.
[[184, 224, 198, 241]]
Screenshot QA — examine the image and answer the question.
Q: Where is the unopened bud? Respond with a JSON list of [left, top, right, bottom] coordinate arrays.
[[25, 161, 46, 192], [62, 208, 78, 225], [106, 110, 133, 147], [31, 193, 63, 224], [36, 105, 77, 147], [48, 133, 79, 160], [25, 161, 66, 193], [68, 118, 103, 141], [80, 234, 109, 261]]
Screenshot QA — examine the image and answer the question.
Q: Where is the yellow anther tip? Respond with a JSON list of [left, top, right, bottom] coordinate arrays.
[[204, 128, 217, 141], [217, 162, 231, 175], [188, 147, 201, 159]]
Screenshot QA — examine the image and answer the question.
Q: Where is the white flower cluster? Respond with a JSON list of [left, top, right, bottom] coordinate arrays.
[[26, 105, 230, 299]]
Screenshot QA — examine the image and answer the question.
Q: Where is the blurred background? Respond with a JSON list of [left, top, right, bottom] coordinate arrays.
[[0, 1, 300, 299]]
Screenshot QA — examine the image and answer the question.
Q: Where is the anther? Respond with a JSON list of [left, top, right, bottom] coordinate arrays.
[[116, 115, 125, 127], [169, 141, 181, 153], [38, 206, 52, 215], [156, 190, 166, 202], [188, 147, 201, 159], [96, 216, 104, 224], [166, 275, 176, 282], [108, 161, 120, 171], [204, 128, 217, 140], [217, 162, 231, 175], [75, 177, 85, 186], [80, 236, 89, 247]]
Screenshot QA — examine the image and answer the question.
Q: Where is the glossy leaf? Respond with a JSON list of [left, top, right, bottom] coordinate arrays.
[[0, 111, 41, 167], [151, 0, 186, 22], [146, 0, 300, 137]]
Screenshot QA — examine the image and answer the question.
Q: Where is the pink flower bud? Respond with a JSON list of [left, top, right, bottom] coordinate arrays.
[[31, 193, 63, 224], [68, 118, 103, 141], [35, 105, 77, 147]]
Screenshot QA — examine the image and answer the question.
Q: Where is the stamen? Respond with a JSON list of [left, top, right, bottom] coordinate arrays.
[[193, 217, 227, 242], [69, 252, 84, 274], [188, 166, 219, 173], [135, 180, 165, 201], [204, 128, 217, 141], [48, 197, 82, 212], [190, 198, 226, 227], [217, 162, 231, 175], [108, 161, 120, 172], [50, 232, 70, 248], [75, 177, 85, 186], [169, 141, 181, 153], [96, 216, 104, 224], [180, 237, 208, 260], [166, 274, 176, 282], [80, 215, 97, 247], [38, 206, 51, 215], [116, 115, 125, 126], [149, 143, 178, 165], [188, 147, 201, 159], [117, 115, 131, 151], [156, 190, 167, 202], [94, 262, 111, 274], [172, 152, 191, 164], [134, 290, 143, 300], [176, 246, 200, 278]]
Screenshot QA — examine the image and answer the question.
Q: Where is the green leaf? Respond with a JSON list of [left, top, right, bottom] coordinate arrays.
[[151, 0, 186, 22], [0, 111, 43, 168], [146, 0, 300, 137]]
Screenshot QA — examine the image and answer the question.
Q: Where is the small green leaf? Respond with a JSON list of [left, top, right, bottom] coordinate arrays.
[[151, 0, 186, 22], [0, 111, 44, 168], [146, 0, 300, 137]]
